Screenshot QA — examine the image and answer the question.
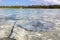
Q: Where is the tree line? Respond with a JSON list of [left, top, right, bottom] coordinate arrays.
[[0, 5, 60, 8]]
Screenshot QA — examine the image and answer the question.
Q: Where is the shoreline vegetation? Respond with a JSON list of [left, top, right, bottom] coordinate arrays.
[[0, 5, 60, 8]]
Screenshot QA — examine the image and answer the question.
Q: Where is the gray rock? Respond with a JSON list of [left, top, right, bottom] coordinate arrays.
[[43, 22, 55, 31], [0, 38, 16, 40], [17, 21, 55, 31], [29, 36, 41, 40], [17, 20, 44, 31]]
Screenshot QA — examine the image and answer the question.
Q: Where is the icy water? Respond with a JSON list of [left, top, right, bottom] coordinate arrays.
[[0, 8, 60, 19], [0, 8, 60, 40], [0, 8, 60, 31]]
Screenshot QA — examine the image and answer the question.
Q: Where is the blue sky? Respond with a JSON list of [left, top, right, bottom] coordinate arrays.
[[0, 0, 60, 6]]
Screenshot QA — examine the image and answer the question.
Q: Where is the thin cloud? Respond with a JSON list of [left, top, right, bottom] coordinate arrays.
[[44, 0, 60, 3], [29, 0, 60, 5], [30, 0, 40, 1]]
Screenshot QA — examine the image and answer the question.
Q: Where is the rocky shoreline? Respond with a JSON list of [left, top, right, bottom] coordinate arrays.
[[0, 9, 60, 40]]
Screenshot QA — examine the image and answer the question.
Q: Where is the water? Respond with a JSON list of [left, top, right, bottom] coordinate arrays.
[[0, 8, 60, 20], [0, 8, 60, 31]]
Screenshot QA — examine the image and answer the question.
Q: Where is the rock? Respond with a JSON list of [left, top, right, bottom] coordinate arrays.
[[0, 20, 60, 40], [17, 20, 44, 31], [43, 22, 55, 31], [17, 20, 55, 31], [0, 38, 16, 40], [0, 20, 15, 38], [10, 26, 28, 40], [28, 35, 41, 40], [11, 25, 43, 40]]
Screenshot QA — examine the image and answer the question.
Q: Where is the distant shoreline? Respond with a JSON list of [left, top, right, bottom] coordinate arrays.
[[0, 5, 60, 8]]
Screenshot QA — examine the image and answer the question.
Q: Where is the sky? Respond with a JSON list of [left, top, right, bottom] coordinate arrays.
[[0, 0, 60, 6]]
